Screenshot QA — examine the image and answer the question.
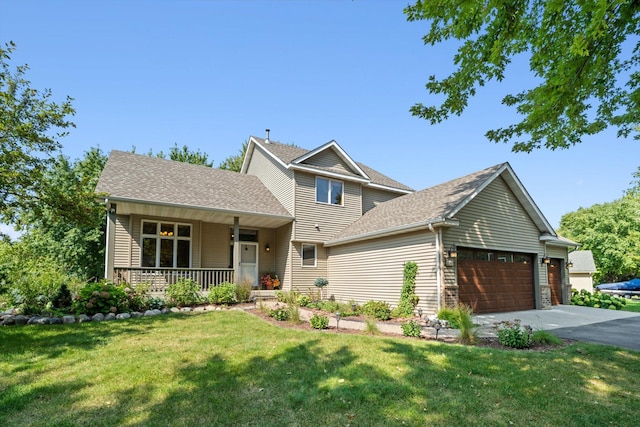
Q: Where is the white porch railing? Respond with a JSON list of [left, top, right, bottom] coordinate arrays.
[[113, 267, 235, 294]]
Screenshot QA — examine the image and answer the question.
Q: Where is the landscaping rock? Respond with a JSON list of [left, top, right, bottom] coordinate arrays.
[[144, 309, 160, 316], [180, 307, 192, 312], [116, 313, 131, 320], [49, 317, 63, 325], [2, 315, 16, 326], [105, 313, 117, 321], [194, 306, 207, 312], [1, 308, 16, 316], [161, 308, 171, 314], [63, 315, 76, 324], [78, 314, 91, 323], [32, 317, 51, 325], [170, 307, 181, 313], [130, 311, 143, 318], [92, 313, 105, 322]]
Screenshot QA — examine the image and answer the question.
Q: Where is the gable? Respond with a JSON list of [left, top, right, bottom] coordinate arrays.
[[300, 147, 361, 177]]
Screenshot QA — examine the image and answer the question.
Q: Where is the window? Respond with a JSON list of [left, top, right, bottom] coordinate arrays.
[[301, 244, 317, 267], [141, 220, 191, 268], [316, 177, 343, 206]]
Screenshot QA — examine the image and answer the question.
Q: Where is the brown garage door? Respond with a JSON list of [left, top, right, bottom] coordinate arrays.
[[547, 258, 563, 305], [457, 248, 535, 314]]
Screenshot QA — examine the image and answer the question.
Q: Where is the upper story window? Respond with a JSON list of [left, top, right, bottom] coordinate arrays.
[[316, 177, 343, 206], [141, 220, 191, 268]]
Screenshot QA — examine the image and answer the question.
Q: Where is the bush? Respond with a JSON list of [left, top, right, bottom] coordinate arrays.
[[455, 304, 477, 344], [310, 314, 329, 329], [276, 290, 300, 304], [530, 330, 563, 346], [123, 282, 159, 312], [297, 294, 311, 307], [436, 307, 460, 328], [401, 320, 422, 337], [362, 300, 391, 320], [166, 278, 202, 307], [496, 320, 532, 349], [394, 261, 419, 317], [571, 289, 626, 310], [270, 307, 290, 321], [363, 317, 380, 335], [208, 282, 237, 305], [235, 282, 252, 303], [72, 282, 129, 315]]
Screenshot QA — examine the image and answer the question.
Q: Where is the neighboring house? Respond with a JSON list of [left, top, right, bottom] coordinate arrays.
[[568, 250, 597, 292], [95, 135, 578, 314]]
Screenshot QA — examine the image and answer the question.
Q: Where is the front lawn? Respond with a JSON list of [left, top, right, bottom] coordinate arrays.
[[1, 311, 639, 426], [620, 297, 640, 313]]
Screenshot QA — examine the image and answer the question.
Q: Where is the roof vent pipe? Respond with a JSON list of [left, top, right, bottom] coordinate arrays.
[[265, 128, 270, 143]]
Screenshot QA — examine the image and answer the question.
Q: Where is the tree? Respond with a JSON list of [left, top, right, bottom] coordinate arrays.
[[559, 193, 640, 284], [0, 41, 75, 221], [404, 1, 640, 152], [154, 143, 213, 167], [219, 140, 248, 172]]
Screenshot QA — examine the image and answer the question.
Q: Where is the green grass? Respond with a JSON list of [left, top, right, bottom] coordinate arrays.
[[1, 311, 639, 426], [620, 297, 640, 313]]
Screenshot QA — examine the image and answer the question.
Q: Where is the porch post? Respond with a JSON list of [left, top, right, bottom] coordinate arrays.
[[233, 217, 240, 284]]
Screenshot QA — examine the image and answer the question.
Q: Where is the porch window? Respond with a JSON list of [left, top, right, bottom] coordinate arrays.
[[316, 177, 343, 206], [141, 220, 191, 268], [302, 243, 317, 267]]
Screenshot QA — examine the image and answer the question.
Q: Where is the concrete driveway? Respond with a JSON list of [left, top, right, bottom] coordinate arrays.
[[473, 305, 640, 351]]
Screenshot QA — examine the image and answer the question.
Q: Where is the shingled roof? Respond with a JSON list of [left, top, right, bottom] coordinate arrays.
[[95, 150, 292, 219], [251, 137, 413, 192]]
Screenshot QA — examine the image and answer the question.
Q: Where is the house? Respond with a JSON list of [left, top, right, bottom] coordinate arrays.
[[568, 250, 597, 292], [95, 134, 578, 314]]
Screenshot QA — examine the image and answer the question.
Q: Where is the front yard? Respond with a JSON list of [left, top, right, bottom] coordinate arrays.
[[1, 310, 639, 426]]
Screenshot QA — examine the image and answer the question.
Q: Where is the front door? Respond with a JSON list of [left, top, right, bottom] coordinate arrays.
[[239, 243, 259, 288]]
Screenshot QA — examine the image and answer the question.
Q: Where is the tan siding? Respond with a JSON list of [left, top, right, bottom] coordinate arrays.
[[201, 223, 231, 268], [258, 228, 276, 276], [327, 232, 439, 314], [114, 215, 131, 267], [546, 246, 568, 260], [131, 215, 141, 266], [302, 149, 353, 174], [275, 224, 293, 289], [362, 187, 403, 214], [246, 146, 294, 214], [294, 171, 361, 241], [570, 273, 594, 292], [291, 242, 328, 293]]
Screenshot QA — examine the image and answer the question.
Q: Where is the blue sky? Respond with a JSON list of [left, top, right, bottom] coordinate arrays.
[[1, 0, 638, 239]]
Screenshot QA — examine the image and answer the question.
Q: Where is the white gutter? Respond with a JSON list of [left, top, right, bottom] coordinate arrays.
[[433, 225, 442, 312], [288, 163, 370, 184], [103, 198, 111, 279]]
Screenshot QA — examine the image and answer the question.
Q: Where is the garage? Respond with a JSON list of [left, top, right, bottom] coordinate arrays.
[[457, 248, 535, 314], [547, 258, 563, 305]]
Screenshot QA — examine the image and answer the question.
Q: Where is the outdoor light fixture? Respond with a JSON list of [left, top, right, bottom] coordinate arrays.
[[541, 256, 551, 265], [335, 312, 342, 330], [433, 320, 442, 341], [265, 243, 270, 252], [447, 246, 458, 258], [108, 204, 117, 214], [417, 308, 423, 318], [566, 260, 574, 268], [351, 303, 357, 312]]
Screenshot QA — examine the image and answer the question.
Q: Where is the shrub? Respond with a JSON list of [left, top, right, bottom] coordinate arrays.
[[401, 320, 422, 337], [455, 304, 477, 344], [571, 289, 626, 310], [72, 282, 129, 315], [530, 330, 563, 346], [310, 313, 329, 329], [235, 282, 252, 303], [297, 294, 311, 307], [270, 307, 290, 321], [166, 278, 202, 307], [314, 277, 328, 300], [436, 307, 460, 328], [276, 290, 300, 304], [496, 320, 532, 349], [209, 282, 237, 305], [123, 282, 155, 312], [288, 305, 302, 324], [363, 317, 380, 335], [394, 261, 419, 317], [362, 300, 391, 320]]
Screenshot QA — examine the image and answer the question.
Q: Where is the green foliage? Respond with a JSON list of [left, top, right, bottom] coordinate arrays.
[[436, 307, 460, 329], [559, 192, 640, 283], [363, 317, 380, 335], [314, 277, 328, 288], [152, 143, 213, 167], [72, 282, 129, 315], [571, 289, 626, 310], [394, 261, 419, 317], [208, 282, 237, 305], [309, 313, 329, 329], [362, 300, 391, 321], [0, 41, 76, 222], [530, 330, 563, 346], [235, 282, 252, 303], [270, 307, 290, 321], [166, 278, 202, 307], [218, 140, 248, 172], [404, 2, 640, 151], [454, 304, 477, 345], [401, 320, 422, 337], [297, 294, 311, 307], [496, 320, 532, 349], [275, 290, 300, 304]]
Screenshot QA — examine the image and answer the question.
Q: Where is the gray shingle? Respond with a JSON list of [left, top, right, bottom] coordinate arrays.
[[328, 164, 506, 243], [569, 250, 597, 273], [95, 150, 291, 218]]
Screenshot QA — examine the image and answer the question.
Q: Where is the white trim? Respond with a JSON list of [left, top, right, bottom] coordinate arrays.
[[365, 182, 413, 195], [239, 241, 259, 288], [315, 176, 344, 206], [140, 219, 193, 268], [301, 243, 317, 268], [291, 140, 370, 180]]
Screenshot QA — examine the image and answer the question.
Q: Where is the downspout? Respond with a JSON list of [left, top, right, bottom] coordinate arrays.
[[429, 223, 442, 312], [104, 198, 110, 279]]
